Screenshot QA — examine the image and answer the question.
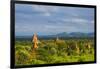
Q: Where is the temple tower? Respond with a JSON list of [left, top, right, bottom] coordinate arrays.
[[32, 33, 38, 50], [56, 36, 59, 42]]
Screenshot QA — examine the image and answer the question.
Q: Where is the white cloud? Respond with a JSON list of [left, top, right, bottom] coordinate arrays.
[[62, 17, 94, 25], [15, 4, 94, 36], [73, 18, 87, 22], [32, 5, 59, 16], [90, 20, 94, 24]]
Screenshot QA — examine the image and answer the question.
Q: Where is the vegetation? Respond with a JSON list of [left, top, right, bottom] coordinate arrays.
[[15, 38, 94, 66]]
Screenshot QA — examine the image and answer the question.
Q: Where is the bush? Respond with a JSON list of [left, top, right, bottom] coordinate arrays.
[[15, 38, 94, 65], [15, 49, 31, 64], [28, 59, 46, 64]]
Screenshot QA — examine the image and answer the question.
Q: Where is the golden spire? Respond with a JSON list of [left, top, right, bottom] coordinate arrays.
[[32, 33, 38, 49]]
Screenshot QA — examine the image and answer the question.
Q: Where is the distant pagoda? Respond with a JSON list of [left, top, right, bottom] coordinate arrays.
[[56, 36, 59, 41], [32, 33, 38, 50]]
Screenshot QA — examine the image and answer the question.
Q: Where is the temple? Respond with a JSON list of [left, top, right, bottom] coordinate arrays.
[[56, 36, 59, 41], [32, 33, 38, 50]]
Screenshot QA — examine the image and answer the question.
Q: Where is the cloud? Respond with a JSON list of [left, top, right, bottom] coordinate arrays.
[[15, 4, 95, 36], [32, 5, 59, 17]]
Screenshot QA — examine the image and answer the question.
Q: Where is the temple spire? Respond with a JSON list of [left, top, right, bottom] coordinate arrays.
[[32, 33, 38, 50]]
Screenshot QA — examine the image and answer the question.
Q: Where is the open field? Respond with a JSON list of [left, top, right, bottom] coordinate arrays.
[[15, 38, 94, 66]]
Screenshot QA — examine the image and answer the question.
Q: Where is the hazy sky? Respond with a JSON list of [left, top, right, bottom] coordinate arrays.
[[15, 4, 94, 36]]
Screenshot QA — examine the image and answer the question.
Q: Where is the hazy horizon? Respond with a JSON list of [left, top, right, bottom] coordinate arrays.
[[15, 32, 94, 37]]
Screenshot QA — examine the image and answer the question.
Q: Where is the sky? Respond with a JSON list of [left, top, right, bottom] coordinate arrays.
[[15, 4, 94, 36]]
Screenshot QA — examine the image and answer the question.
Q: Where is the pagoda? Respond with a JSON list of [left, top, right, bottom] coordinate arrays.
[[32, 33, 38, 50]]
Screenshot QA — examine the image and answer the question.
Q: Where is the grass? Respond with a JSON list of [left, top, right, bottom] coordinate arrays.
[[15, 38, 95, 66]]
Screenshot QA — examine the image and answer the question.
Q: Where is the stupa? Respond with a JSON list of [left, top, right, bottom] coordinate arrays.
[[32, 33, 38, 50]]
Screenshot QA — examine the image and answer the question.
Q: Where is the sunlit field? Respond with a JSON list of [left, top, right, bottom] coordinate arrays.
[[15, 38, 94, 66], [15, 3, 95, 66]]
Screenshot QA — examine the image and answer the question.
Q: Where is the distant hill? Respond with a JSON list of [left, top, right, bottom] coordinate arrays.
[[16, 32, 94, 40], [57, 32, 69, 37], [37, 32, 94, 39], [56, 32, 94, 38]]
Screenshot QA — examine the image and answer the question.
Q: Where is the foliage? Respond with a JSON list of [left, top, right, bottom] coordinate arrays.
[[15, 38, 94, 66]]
